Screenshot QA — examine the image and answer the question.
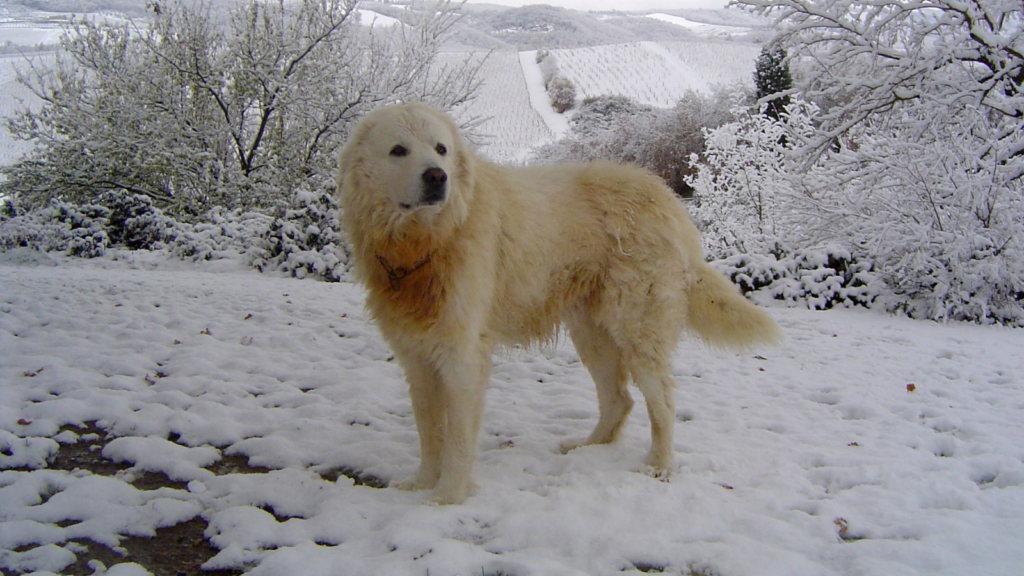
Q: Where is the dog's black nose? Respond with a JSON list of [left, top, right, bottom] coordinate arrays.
[[421, 167, 448, 204]]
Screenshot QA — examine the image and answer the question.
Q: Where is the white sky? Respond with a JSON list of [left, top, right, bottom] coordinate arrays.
[[464, 0, 731, 11]]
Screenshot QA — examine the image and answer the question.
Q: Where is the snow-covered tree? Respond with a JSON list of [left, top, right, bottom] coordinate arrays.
[[2, 0, 481, 216], [729, 0, 1024, 324], [688, 99, 816, 255], [753, 42, 791, 121], [738, 0, 1023, 176]]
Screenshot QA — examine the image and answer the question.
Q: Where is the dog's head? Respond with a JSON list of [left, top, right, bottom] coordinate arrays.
[[338, 103, 474, 234]]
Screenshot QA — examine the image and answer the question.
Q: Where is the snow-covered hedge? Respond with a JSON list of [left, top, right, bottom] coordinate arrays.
[[709, 246, 881, 311], [0, 190, 350, 282], [0, 198, 112, 258], [253, 189, 349, 282]]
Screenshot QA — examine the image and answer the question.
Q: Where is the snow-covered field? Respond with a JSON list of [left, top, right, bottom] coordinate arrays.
[[441, 51, 554, 164], [659, 41, 761, 91], [2, 251, 1023, 575], [549, 41, 757, 108], [552, 42, 703, 108]]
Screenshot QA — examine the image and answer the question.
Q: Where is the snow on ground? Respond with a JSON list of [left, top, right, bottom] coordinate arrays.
[[518, 50, 571, 141], [2, 251, 1024, 575]]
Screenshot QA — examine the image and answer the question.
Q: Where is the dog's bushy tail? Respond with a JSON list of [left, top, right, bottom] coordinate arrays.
[[686, 261, 782, 350]]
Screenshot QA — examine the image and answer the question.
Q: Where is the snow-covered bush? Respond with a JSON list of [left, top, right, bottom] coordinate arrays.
[[100, 191, 181, 251], [880, 230, 1024, 326], [688, 93, 1024, 325], [687, 99, 800, 254], [709, 245, 881, 311], [537, 49, 557, 87], [0, 190, 352, 282], [170, 209, 272, 263], [726, 0, 1024, 326], [1, 198, 110, 257], [548, 76, 577, 113], [535, 50, 576, 113], [533, 88, 741, 196], [255, 189, 349, 282]]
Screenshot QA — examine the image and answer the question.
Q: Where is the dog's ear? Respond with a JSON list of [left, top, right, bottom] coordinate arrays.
[[337, 114, 379, 197], [453, 135, 475, 194]]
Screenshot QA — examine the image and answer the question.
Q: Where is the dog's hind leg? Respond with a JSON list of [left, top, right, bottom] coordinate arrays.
[[561, 312, 634, 453], [629, 360, 677, 477], [612, 310, 682, 477]]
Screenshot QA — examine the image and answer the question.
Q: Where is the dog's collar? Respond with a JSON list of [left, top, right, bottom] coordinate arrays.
[[376, 253, 432, 291]]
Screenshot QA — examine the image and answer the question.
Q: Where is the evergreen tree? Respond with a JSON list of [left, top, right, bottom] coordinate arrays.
[[754, 43, 792, 121]]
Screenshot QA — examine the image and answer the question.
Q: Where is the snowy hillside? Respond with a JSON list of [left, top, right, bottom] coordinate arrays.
[[439, 51, 554, 164], [548, 41, 757, 108], [2, 253, 1023, 575], [0, 5, 766, 166]]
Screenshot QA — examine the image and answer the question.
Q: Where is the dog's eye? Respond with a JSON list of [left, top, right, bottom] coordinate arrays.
[[390, 145, 408, 157], [435, 143, 447, 156]]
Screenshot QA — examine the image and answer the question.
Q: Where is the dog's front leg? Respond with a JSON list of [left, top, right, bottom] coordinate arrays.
[[428, 347, 491, 505], [393, 350, 446, 491]]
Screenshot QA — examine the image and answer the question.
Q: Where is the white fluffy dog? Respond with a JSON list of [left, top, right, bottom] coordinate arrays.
[[337, 103, 780, 504]]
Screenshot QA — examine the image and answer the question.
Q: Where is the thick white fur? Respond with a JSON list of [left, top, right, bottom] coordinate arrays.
[[337, 103, 780, 504]]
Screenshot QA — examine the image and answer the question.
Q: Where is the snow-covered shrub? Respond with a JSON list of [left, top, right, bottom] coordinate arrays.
[[1, 191, 198, 258], [687, 100, 800, 254], [0, 191, 353, 281], [0, 198, 110, 257], [687, 94, 1024, 325], [254, 189, 349, 282], [533, 89, 742, 196], [709, 246, 881, 310], [729, 0, 1024, 326], [100, 191, 181, 251], [537, 49, 557, 87], [548, 76, 577, 113], [881, 232, 1024, 326], [170, 208, 273, 263]]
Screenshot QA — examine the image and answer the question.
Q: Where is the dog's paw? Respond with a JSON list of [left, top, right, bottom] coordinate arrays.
[[640, 453, 674, 481], [559, 439, 587, 454], [424, 478, 478, 505], [393, 475, 437, 492], [640, 464, 672, 482]]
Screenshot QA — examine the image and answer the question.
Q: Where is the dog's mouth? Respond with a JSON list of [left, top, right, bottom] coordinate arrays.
[[397, 195, 447, 216]]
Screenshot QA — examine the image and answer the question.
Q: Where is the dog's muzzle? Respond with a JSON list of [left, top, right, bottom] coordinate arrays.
[[420, 167, 448, 206]]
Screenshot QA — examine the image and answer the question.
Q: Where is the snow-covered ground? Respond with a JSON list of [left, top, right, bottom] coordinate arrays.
[[2, 250, 1024, 575], [518, 50, 570, 141]]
